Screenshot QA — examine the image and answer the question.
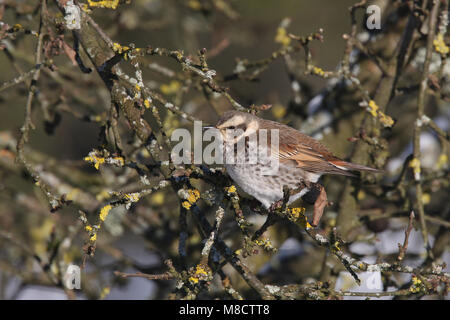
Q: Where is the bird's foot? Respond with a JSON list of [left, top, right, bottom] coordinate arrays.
[[312, 185, 330, 227], [248, 199, 263, 214], [268, 199, 284, 213]]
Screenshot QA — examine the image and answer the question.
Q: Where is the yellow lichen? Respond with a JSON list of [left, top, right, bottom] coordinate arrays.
[[66, 188, 81, 201], [99, 286, 110, 300], [124, 193, 140, 203], [186, 189, 200, 205], [271, 104, 287, 119], [84, 153, 105, 170], [85, 225, 93, 232], [357, 190, 366, 201], [62, 251, 76, 264], [436, 153, 448, 169], [368, 100, 379, 117], [433, 34, 449, 55], [225, 185, 237, 194], [112, 42, 121, 52], [275, 27, 291, 46], [112, 42, 130, 60], [409, 286, 420, 293], [188, 0, 202, 10], [151, 192, 165, 205], [189, 264, 209, 284], [112, 156, 125, 166], [287, 207, 304, 219], [410, 276, 423, 293], [96, 190, 111, 201], [312, 66, 325, 76], [93, 115, 102, 122], [409, 158, 421, 175], [366, 100, 394, 127], [332, 241, 341, 252], [195, 265, 208, 276], [163, 117, 179, 137], [160, 81, 181, 95], [90, 233, 97, 242], [140, 148, 151, 158], [412, 276, 421, 286], [87, 0, 120, 10], [254, 238, 275, 251], [99, 204, 112, 222], [302, 219, 312, 229], [421, 193, 431, 205], [31, 219, 54, 255], [189, 276, 199, 284], [144, 99, 151, 109], [328, 217, 336, 227], [378, 112, 394, 127], [287, 207, 311, 228], [182, 201, 192, 210]]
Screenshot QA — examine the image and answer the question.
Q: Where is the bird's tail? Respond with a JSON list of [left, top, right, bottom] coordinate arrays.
[[329, 159, 383, 174]]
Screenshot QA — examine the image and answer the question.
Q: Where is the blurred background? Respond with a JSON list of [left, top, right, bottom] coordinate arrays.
[[0, 0, 448, 299]]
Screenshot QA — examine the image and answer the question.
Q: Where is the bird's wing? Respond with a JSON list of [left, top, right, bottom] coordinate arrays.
[[262, 120, 357, 176], [280, 135, 356, 176]]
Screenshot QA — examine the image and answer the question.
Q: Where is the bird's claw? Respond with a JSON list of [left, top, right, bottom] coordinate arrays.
[[268, 199, 283, 213], [312, 186, 329, 227]]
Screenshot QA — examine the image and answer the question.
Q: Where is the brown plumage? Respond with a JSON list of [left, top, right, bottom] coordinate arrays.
[[264, 118, 381, 177], [215, 110, 382, 226]]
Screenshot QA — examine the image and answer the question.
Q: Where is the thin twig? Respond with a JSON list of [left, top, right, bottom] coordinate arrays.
[[398, 211, 415, 261], [412, 0, 440, 260]]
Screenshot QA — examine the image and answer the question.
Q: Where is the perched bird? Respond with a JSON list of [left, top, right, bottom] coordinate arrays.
[[215, 110, 382, 226]]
